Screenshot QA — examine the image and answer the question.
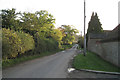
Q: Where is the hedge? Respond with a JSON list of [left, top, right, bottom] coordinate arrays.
[[2, 28, 35, 59], [33, 32, 59, 54]]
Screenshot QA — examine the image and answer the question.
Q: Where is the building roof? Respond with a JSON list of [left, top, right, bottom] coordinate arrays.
[[103, 30, 111, 32]]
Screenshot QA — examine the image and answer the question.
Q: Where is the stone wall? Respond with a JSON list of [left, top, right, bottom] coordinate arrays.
[[88, 39, 120, 67]]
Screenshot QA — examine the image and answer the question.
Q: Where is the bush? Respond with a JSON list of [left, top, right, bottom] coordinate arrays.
[[2, 28, 35, 59], [2, 28, 21, 59], [33, 32, 59, 54], [62, 44, 73, 50], [45, 39, 59, 51], [16, 31, 35, 54]]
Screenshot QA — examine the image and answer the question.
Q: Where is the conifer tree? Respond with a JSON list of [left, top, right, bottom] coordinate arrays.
[[87, 12, 103, 34], [86, 12, 103, 46]]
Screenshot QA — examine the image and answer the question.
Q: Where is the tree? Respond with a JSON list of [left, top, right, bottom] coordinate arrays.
[[20, 10, 55, 36], [87, 12, 103, 34], [1, 8, 20, 30], [86, 12, 103, 47], [50, 29, 63, 48], [78, 36, 84, 48], [59, 25, 78, 45]]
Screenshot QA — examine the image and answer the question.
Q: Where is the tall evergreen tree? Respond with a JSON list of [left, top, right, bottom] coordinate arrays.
[[87, 12, 103, 34], [86, 12, 103, 46]]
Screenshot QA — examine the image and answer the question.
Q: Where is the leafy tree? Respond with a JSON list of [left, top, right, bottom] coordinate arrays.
[[1, 8, 20, 30], [35, 10, 55, 28], [50, 29, 63, 48], [20, 10, 55, 35], [60, 25, 78, 45], [1, 8, 80, 59], [19, 12, 38, 35]]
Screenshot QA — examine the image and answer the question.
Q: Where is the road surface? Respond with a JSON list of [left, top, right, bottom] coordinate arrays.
[[3, 44, 78, 78]]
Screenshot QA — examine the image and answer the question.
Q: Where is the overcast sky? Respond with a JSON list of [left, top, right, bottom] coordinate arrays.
[[0, 0, 119, 34]]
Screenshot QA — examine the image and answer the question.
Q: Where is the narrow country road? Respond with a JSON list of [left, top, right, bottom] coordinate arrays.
[[3, 44, 78, 78]]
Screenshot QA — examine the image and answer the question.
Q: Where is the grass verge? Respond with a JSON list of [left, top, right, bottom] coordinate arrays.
[[2, 49, 61, 69], [73, 51, 120, 72]]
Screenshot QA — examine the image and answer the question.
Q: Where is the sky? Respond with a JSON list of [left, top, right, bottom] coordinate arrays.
[[118, 1, 120, 24], [0, 0, 120, 35]]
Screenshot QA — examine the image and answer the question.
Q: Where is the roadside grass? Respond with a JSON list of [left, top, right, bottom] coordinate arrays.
[[73, 51, 120, 72], [2, 49, 62, 69]]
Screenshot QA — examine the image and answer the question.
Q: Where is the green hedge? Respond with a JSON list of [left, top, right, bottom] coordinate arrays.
[[45, 39, 59, 51], [33, 32, 59, 54], [16, 31, 35, 54], [2, 28, 35, 59], [61, 44, 73, 50]]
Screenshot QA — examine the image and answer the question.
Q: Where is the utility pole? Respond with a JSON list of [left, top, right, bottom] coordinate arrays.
[[81, 31, 82, 37], [83, 0, 86, 56], [81, 31, 82, 41]]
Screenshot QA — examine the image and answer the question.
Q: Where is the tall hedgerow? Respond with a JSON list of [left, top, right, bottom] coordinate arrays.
[[16, 31, 35, 54], [2, 28, 21, 59], [33, 31, 59, 54], [2, 28, 35, 59]]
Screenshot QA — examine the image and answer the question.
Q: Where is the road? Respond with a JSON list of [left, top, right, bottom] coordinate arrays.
[[3, 44, 78, 78]]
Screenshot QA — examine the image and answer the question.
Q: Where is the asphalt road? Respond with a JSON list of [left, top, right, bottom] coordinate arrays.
[[3, 44, 78, 78]]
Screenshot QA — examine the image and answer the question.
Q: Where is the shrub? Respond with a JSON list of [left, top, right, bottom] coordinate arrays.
[[2, 28, 21, 59], [45, 38, 59, 51], [62, 44, 73, 50], [33, 32, 59, 54], [2, 28, 35, 59], [16, 31, 35, 54]]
